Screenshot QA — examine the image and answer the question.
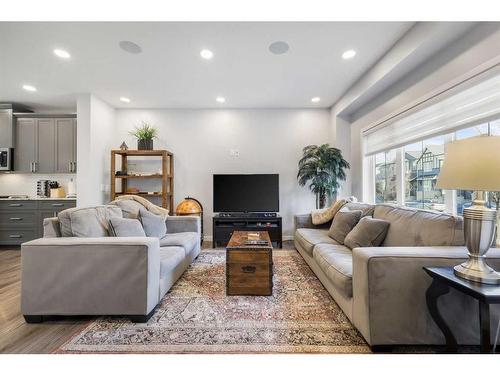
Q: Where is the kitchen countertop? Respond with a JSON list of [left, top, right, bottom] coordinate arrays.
[[0, 196, 77, 201]]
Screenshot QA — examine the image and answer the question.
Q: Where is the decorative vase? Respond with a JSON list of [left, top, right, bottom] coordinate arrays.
[[137, 139, 153, 150]]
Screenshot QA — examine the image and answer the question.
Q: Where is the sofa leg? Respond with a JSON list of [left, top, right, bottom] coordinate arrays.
[[24, 315, 44, 323], [129, 308, 156, 323], [371, 345, 394, 353]]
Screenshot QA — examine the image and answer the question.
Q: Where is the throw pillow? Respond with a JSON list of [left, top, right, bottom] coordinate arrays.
[[311, 199, 347, 225], [139, 210, 167, 238], [328, 209, 362, 244], [344, 216, 390, 250], [109, 217, 146, 237]]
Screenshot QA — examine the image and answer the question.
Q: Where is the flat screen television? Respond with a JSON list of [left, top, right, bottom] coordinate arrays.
[[213, 174, 279, 213]]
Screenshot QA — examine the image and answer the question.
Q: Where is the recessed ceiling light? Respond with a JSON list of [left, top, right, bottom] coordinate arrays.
[[342, 49, 356, 60], [119, 41, 142, 54], [216, 97, 225, 103], [269, 41, 290, 55], [120, 97, 131, 103], [311, 97, 321, 103], [22, 84, 37, 92], [200, 49, 214, 60], [54, 48, 71, 59]]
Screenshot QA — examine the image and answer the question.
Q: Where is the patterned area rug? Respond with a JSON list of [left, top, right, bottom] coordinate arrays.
[[57, 249, 369, 353]]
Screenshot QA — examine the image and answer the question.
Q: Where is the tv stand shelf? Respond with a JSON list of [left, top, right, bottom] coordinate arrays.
[[212, 215, 282, 248]]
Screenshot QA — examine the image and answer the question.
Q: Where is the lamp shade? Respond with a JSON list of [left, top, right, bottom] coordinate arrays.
[[436, 136, 500, 191]]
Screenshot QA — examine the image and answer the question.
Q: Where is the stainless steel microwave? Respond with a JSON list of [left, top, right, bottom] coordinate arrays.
[[0, 148, 13, 171]]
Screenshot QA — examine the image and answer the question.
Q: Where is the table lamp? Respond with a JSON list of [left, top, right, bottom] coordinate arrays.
[[436, 135, 500, 284]]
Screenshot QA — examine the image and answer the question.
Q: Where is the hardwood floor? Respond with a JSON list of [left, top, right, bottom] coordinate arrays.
[[0, 247, 89, 354]]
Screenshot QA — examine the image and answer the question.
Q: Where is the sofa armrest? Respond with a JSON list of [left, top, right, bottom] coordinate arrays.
[[166, 215, 201, 234], [21, 237, 160, 316], [294, 213, 331, 231], [352, 246, 500, 346], [43, 217, 61, 237]]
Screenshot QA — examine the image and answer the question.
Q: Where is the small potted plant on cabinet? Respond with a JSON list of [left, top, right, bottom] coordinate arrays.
[[130, 122, 158, 150]]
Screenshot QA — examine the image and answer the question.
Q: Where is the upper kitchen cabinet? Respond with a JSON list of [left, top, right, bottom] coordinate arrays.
[[15, 118, 37, 172], [14, 115, 77, 173], [55, 118, 77, 173]]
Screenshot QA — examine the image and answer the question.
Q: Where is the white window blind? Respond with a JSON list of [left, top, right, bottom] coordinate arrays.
[[363, 72, 500, 156]]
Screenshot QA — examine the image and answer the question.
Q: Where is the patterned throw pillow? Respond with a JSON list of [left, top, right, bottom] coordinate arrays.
[[311, 199, 347, 225]]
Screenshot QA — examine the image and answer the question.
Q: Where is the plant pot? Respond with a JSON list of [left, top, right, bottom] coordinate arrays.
[[137, 139, 153, 150]]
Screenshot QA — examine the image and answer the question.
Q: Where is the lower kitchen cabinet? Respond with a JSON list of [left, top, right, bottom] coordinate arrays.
[[0, 199, 76, 245]]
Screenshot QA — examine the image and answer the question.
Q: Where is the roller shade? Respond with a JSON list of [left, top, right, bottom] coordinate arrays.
[[363, 72, 500, 156]]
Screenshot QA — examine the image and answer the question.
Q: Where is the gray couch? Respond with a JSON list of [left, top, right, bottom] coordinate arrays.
[[294, 202, 500, 349], [21, 205, 201, 323]]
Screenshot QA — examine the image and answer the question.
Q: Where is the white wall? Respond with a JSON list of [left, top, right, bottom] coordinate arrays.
[[76, 94, 116, 206], [114, 109, 331, 239]]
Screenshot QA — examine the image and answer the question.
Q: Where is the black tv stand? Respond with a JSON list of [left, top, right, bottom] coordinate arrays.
[[212, 213, 282, 248]]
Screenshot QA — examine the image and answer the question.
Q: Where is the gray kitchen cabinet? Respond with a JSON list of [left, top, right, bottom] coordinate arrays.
[[0, 199, 76, 245], [14, 118, 37, 172], [55, 118, 77, 173], [14, 116, 76, 173], [36, 118, 55, 173]]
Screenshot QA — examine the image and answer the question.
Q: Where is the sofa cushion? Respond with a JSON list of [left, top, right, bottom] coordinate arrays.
[[294, 228, 339, 256], [160, 232, 198, 256], [328, 209, 362, 244], [139, 210, 167, 238], [344, 216, 390, 249], [374, 204, 465, 246], [58, 205, 122, 237], [313, 243, 353, 298], [110, 199, 145, 219], [343, 202, 375, 217], [311, 199, 347, 225], [109, 217, 146, 237], [160, 246, 185, 275]]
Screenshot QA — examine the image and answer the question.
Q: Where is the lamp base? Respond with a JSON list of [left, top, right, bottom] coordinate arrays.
[[454, 257, 500, 285], [456, 191, 500, 285]]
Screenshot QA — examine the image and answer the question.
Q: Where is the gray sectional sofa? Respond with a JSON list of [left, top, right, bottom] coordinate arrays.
[[294, 202, 500, 349], [21, 204, 201, 323]]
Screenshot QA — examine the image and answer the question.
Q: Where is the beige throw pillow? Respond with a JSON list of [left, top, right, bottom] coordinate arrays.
[[328, 209, 362, 244], [311, 199, 347, 225], [344, 217, 390, 250]]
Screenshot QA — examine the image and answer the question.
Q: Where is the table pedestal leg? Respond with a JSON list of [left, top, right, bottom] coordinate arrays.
[[426, 278, 458, 353], [479, 301, 491, 354]]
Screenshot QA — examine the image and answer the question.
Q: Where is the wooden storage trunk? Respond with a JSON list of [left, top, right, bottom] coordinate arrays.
[[226, 231, 273, 296]]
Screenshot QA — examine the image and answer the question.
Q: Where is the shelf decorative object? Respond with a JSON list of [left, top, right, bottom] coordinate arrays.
[[176, 196, 203, 244], [129, 122, 158, 150], [110, 149, 174, 210]]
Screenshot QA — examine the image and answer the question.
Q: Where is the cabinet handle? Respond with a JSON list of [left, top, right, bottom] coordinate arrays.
[[30, 162, 33, 172], [51, 203, 64, 207], [68, 161, 72, 172], [73, 161, 76, 172], [8, 203, 22, 207], [9, 234, 22, 238], [9, 217, 23, 221], [32, 161, 37, 173]]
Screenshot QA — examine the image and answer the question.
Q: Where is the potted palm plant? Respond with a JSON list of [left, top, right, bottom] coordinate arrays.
[[130, 122, 158, 150], [297, 144, 350, 209]]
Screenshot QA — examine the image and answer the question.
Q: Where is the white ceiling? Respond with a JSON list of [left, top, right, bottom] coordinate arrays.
[[0, 22, 414, 110]]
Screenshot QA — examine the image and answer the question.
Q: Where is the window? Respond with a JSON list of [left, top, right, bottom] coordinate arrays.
[[404, 135, 445, 211], [374, 150, 397, 204]]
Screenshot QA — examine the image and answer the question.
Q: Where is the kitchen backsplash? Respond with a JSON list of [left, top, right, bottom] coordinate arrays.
[[0, 173, 76, 197]]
